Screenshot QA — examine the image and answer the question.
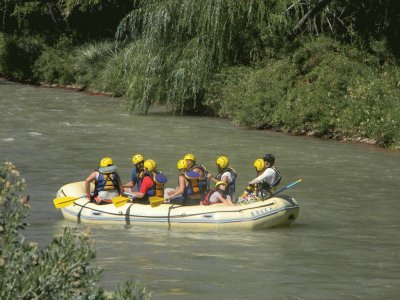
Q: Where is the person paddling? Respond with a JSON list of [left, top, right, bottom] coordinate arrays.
[[245, 154, 282, 199], [85, 157, 123, 204], [123, 153, 145, 193], [165, 159, 201, 206], [128, 159, 167, 205], [184, 153, 209, 197]]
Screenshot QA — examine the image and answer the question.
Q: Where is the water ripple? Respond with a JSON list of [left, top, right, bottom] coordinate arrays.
[[2, 138, 14, 142]]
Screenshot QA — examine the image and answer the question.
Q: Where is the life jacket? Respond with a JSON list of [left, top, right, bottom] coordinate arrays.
[[140, 171, 168, 198], [136, 171, 145, 191], [151, 171, 168, 197], [201, 188, 227, 205], [256, 167, 282, 198], [192, 164, 208, 194], [131, 167, 142, 190], [180, 171, 201, 199], [216, 167, 237, 196], [94, 170, 119, 196]]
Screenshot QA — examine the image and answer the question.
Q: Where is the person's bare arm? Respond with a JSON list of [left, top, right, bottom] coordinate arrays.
[[166, 176, 186, 199], [84, 171, 97, 198]]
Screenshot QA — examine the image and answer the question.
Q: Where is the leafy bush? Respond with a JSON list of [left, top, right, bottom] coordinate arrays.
[[207, 37, 400, 148], [73, 40, 120, 92], [0, 33, 44, 81], [0, 162, 151, 299], [340, 67, 400, 146], [33, 36, 77, 84], [96, 45, 130, 97]]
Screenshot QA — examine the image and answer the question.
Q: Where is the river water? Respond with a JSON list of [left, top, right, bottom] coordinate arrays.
[[1, 80, 399, 299]]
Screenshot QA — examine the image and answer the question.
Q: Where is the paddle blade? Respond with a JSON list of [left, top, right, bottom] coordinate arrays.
[[53, 196, 83, 209], [150, 197, 165, 208], [112, 196, 129, 208]]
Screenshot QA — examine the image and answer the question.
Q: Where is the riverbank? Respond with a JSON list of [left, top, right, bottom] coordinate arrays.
[[37, 82, 114, 97], [0, 77, 113, 97], [2, 76, 397, 151], [2, 36, 400, 150], [1, 2, 400, 149]]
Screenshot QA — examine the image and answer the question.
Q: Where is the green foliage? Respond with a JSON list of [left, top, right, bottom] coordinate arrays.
[[207, 62, 292, 128], [59, 0, 103, 17], [73, 40, 123, 94], [339, 68, 400, 146], [115, 0, 296, 113], [335, 0, 400, 57], [0, 162, 151, 299], [33, 36, 76, 84], [96, 44, 131, 97], [0, 0, 135, 42], [1, 1, 400, 148], [208, 37, 400, 147], [0, 33, 44, 81], [0, 162, 28, 234], [31, 38, 119, 88]]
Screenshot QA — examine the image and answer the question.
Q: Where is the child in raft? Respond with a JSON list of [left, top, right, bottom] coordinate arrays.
[[201, 181, 235, 206]]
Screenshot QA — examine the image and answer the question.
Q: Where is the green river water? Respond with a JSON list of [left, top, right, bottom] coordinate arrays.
[[1, 80, 399, 299]]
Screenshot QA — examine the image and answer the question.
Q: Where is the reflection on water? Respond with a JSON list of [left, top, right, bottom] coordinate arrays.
[[1, 81, 400, 299]]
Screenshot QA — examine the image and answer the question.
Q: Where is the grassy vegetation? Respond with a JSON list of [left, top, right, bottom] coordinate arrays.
[[0, 162, 151, 299], [1, 0, 400, 148]]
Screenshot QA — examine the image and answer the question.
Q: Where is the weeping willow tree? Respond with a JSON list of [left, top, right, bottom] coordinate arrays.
[[114, 0, 304, 114], [3, 0, 399, 114]]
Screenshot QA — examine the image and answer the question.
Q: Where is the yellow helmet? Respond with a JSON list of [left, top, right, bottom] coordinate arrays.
[[216, 156, 229, 168], [184, 153, 196, 162], [144, 159, 156, 172], [177, 159, 188, 170], [253, 159, 265, 171], [215, 181, 227, 188], [100, 157, 113, 168], [132, 154, 144, 165]]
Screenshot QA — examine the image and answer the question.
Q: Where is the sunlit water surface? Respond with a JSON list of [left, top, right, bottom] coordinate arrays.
[[1, 81, 399, 299]]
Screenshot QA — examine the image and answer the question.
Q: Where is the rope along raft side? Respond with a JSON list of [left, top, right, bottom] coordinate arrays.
[[55, 181, 300, 230]]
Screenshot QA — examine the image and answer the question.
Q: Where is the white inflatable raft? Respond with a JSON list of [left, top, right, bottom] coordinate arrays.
[[55, 181, 300, 229]]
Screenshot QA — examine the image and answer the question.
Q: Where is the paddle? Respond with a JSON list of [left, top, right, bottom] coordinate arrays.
[[112, 194, 165, 208], [112, 195, 131, 208], [53, 195, 87, 209], [150, 197, 165, 208], [267, 179, 302, 199], [110, 191, 137, 207]]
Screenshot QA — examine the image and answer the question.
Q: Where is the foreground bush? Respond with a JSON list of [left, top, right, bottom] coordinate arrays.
[[0, 162, 151, 299]]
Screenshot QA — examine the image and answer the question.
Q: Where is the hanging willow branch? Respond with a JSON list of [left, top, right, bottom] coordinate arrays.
[[113, 0, 396, 114], [114, 0, 298, 113], [290, 0, 336, 39]]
